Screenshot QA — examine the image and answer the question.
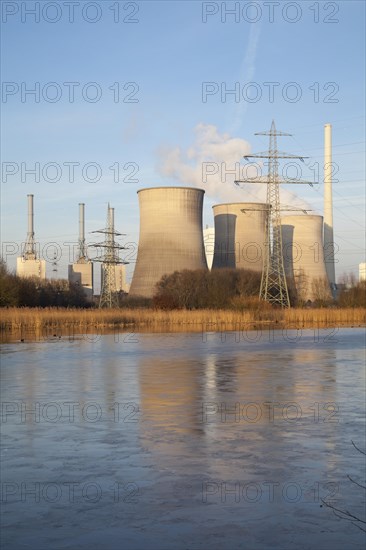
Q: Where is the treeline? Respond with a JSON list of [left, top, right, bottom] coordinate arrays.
[[152, 268, 366, 310], [0, 261, 89, 308], [1, 259, 364, 310], [153, 269, 263, 310], [337, 281, 366, 308], [336, 273, 366, 308]]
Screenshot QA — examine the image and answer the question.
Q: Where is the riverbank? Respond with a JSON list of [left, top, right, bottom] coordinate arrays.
[[1, 307, 365, 336]]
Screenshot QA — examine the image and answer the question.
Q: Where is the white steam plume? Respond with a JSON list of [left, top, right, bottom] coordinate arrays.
[[157, 123, 312, 210]]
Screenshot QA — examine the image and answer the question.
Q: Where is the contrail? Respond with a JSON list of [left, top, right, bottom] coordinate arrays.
[[228, 22, 262, 134]]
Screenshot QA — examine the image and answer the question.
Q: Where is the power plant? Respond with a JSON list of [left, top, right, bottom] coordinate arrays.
[[68, 203, 94, 299], [11, 121, 342, 306], [129, 187, 208, 297], [16, 194, 46, 280], [281, 215, 330, 302], [212, 203, 268, 272]]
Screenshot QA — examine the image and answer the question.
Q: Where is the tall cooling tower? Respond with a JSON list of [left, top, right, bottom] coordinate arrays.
[[281, 215, 330, 302], [129, 187, 208, 297], [212, 203, 268, 272]]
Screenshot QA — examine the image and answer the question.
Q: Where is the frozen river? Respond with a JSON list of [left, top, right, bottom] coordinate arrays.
[[1, 328, 365, 549]]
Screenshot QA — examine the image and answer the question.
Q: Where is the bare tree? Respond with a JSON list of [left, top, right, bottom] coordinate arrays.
[[311, 276, 332, 305], [322, 441, 366, 532]]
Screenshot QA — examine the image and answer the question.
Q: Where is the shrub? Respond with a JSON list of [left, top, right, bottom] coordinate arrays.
[[153, 268, 261, 310]]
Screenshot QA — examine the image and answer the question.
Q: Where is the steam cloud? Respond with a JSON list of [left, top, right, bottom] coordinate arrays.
[[157, 123, 312, 210]]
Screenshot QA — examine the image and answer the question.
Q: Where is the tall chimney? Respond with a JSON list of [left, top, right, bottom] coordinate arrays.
[[324, 123, 336, 289], [79, 203, 85, 243], [25, 194, 36, 258], [77, 202, 87, 261], [27, 194, 34, 239], [110, 206, 115, 233]]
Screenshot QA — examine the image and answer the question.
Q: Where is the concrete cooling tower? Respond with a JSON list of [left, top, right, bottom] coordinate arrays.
[[212, 203, 268, 272], [129, 187, 208, 297], [281, 215, 331, 302]]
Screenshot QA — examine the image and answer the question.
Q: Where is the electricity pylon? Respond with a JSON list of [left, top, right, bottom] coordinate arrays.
[[235, 120, 315, 308], [91, 204, 128, 308]]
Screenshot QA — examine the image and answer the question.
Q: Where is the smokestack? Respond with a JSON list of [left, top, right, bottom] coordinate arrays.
[[109, 206, 115, 233], [18, 194, 46, 277], [69, 202, 93, 293], [324, 123, 336, 288], [79, 203, 85, 243], [27, 194, 34, 239], [24, 194, 36, 258], [77, 202, 88, 262]]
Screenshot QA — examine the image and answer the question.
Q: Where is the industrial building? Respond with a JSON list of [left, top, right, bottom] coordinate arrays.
[[115, 265, 130, 293], [68, 203, 94, 299], [203, 226, 215, 269], [281, 214, 331, 302], [16, 194, 46, 280], [359, 263, 366, 282], [212, 203, 268, 272], [129, 187, 208, 297]]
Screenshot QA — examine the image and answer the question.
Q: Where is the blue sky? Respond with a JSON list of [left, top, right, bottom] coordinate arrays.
[[1, 0, 365, 285]]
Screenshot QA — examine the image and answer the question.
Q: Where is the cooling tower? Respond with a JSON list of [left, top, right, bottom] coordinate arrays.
[[129, 187, 208, 297], [212, 203, 268, 272], [281, 215, 331, 302]]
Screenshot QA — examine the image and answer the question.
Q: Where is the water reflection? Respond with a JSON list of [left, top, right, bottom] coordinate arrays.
[[139, 357, 206, 436], [1, 329, 365, 550], [134, 337, 343, 480]]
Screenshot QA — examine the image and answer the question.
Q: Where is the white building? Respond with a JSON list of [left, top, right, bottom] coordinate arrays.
[[203, 226, 215, 270], [359, 262, 366, 282]]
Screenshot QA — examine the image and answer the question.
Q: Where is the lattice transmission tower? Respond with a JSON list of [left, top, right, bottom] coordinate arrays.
[[91, 204, 128, 308], [235, 120, 315, 308]]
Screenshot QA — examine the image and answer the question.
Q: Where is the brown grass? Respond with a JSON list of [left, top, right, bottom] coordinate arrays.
[[1, 306, 365, 338]]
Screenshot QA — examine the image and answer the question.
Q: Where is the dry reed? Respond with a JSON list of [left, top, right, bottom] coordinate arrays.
[[1, 307, 365, 336]]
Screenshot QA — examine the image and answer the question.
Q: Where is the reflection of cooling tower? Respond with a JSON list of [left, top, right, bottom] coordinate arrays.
[[212, 203, 268, 272], [281, 215, 330, 302], [129, 187, 208, 297]]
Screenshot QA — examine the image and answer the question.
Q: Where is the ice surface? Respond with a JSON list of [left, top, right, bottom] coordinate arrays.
[[1, 328, 365, 549]]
